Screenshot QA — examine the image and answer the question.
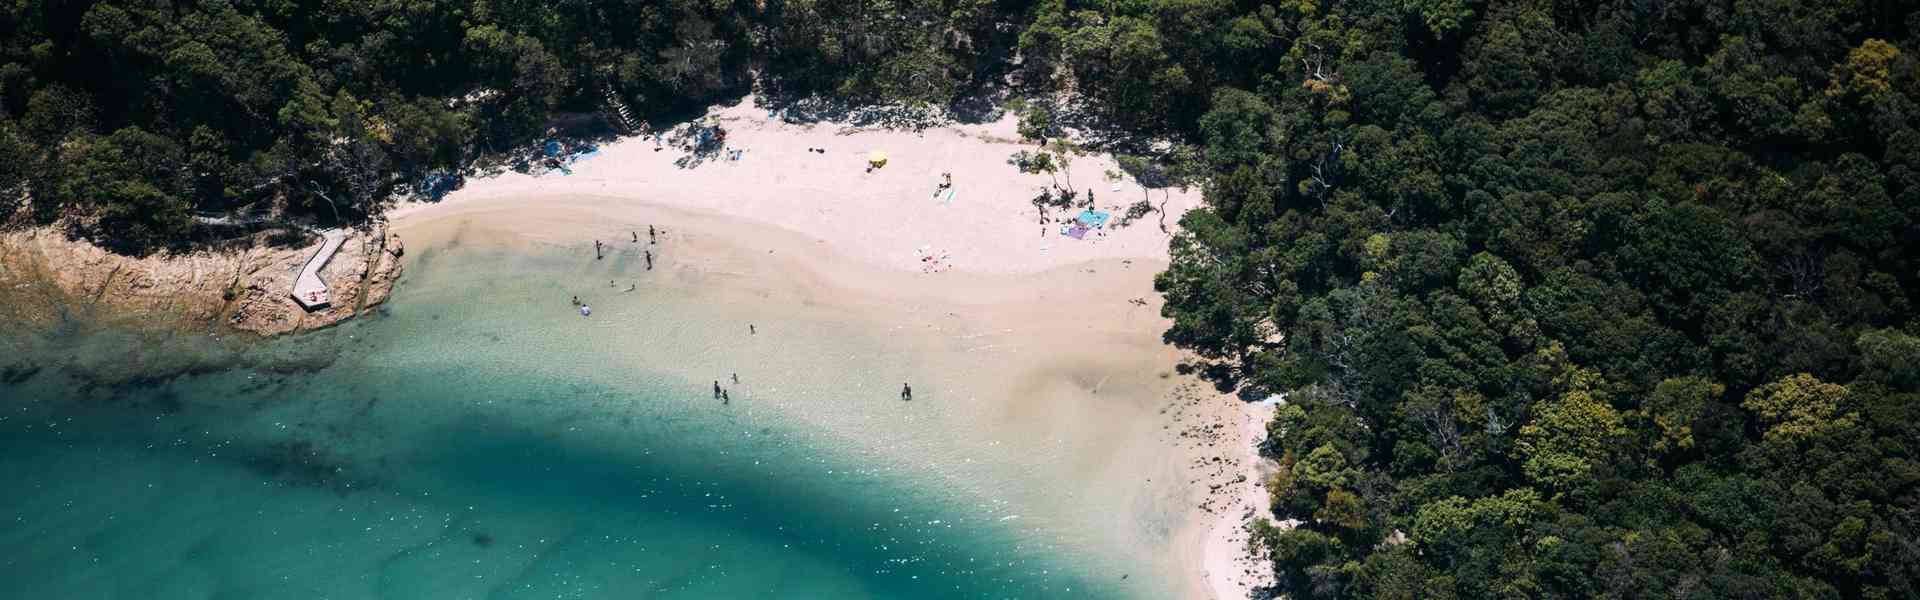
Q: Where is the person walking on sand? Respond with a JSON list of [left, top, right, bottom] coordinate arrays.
[[749, 324, 756, 335], [731, 373, 739, 384], [644, 250, 653, 270], [901, 383, 912, 401], [649, 226, 657, 244], [632, 231, 638, 243], [595, 240, 603, 260], [713, 381, 722, 399]]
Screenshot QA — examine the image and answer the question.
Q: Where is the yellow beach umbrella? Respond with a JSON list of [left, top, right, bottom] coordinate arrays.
[[867, 151, 888, 167]]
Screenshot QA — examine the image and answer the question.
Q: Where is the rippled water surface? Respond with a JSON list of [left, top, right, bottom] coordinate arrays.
[[0, 242, 1170, 599]]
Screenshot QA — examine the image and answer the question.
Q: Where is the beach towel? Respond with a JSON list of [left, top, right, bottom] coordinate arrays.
[[940, 188, 956, 205], [1065, 225, 1091, 239], [1076, 210, 1111, 229]]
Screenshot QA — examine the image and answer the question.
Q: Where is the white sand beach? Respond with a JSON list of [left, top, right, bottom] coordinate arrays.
[[390, 97, 1270, 599], [399, 97, 1200, 275]]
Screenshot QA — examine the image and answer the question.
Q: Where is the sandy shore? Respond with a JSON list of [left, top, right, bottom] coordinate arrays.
[[390, 98, 1270, 598], [404, 96, 1201, 276]]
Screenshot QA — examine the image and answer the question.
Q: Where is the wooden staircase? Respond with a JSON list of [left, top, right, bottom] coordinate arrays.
[[602, 84, 640, 133]]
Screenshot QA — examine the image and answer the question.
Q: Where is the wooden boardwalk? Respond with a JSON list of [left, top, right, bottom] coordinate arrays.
[[292, 229, 347, 310]]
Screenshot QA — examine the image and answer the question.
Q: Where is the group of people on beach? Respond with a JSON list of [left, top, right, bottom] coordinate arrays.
[[706, 326, 914, 404], [570, 217, 924, 405], [575, 225, 663, 316]]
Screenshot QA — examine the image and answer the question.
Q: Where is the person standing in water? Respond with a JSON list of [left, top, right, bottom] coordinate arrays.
[[731, 373, 739, 384], [721, 389, 730, 404], [595, 240, 603, 260], [631, 231, 638, 243], [644, 250, 653, 270], [749, 324, 756, 335], [901, 383, 912, 401], [713, 380, 722, 399]]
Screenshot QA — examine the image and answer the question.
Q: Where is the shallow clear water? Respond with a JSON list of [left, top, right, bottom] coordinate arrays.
[[0, 241, 1170, 599]]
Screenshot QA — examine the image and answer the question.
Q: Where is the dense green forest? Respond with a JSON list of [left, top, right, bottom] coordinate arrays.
[[1143, 1, 1920, 598], [0, 0, 1027, 254], [4, 1, 1919, 597]]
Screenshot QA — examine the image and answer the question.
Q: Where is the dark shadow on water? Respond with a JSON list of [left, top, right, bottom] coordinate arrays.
[[393, 416, 1112, 598], [244, 438, 373, 496], [0, 363, 40, 385]]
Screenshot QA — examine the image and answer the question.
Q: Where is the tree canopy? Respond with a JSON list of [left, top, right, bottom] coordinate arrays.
[[1137, 1, 1920, 598], [0, 0, 1030, 253]]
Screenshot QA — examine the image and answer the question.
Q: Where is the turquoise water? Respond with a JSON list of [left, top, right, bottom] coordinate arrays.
[[0, 242, 1164, 598]]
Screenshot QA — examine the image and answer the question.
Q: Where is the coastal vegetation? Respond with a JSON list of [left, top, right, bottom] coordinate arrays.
[[2, 1, 1917, 598], [1141, 3, 1920, 599], [0, 0, 1024, 254]]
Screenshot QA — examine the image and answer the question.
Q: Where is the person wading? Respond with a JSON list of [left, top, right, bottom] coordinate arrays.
[[901, 383, 912, 401]]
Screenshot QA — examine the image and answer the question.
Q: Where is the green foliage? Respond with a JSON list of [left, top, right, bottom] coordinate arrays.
[[1856, 328, 1920, 389], [1644, 376, 1724, 455], [0, 0, 1025, 252], [59, 127, 192, 255], [1516, 386, 1624, 494], [1143, 1, 1920, 597], [1744, 373, 1856, 444]]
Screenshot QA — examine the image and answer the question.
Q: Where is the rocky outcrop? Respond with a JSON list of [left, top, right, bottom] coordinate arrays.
[[0, 226, 403, 338]]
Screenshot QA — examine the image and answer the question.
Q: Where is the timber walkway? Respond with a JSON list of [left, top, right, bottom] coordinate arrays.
[[292, 229, 347, 310]]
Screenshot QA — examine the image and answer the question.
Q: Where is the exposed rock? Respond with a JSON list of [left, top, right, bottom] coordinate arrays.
[[0, 226, 403, 338]]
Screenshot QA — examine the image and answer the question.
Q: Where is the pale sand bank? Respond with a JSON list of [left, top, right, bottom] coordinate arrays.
[[402, 96, 1202, 276], [392, 99, 1268, 598]]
